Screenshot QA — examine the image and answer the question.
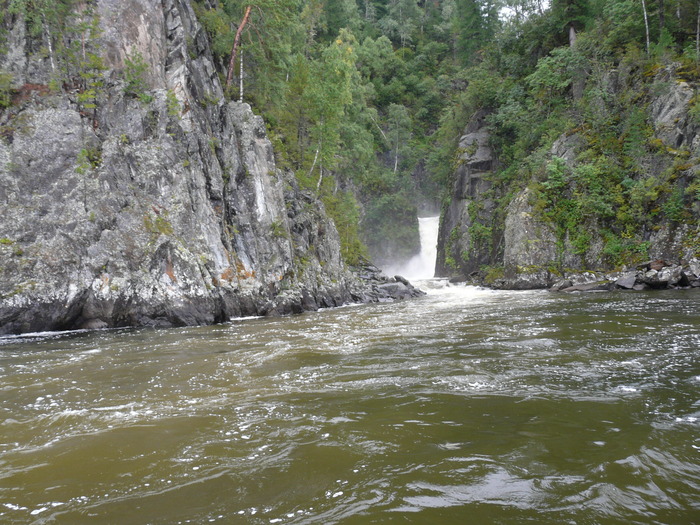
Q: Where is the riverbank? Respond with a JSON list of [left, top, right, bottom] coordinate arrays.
[[451, 258, 700, 293]]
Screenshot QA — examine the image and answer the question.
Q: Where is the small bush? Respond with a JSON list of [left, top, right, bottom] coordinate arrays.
[[124, 51, 151, 101], [0, 70, 13, 108]]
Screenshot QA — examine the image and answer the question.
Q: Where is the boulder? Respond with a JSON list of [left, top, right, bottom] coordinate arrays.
[[687, 258, 700, 280], [561, 282, 615, 292], [615, 273, 637, 290], [550, 279, 573, 291], [640, 264, 683, 288]]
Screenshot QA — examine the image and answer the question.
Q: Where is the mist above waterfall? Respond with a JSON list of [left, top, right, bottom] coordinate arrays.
[[382, 216, 440, 280]]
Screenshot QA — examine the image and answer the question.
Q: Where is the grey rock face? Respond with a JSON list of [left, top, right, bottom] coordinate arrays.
[[436, 110, 497, 277], [615, 273, 637, 289], [649, 68, 694, 149], [0, 0, 420, 334], [503, 188, 558, 271]]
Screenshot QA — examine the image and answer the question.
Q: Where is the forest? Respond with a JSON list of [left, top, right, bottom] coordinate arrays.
[[185, 0, 700, 270], [2, 0, 700, 271]]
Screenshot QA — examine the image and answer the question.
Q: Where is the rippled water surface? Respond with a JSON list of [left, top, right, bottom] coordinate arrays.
[[1, 284, 699, 524]]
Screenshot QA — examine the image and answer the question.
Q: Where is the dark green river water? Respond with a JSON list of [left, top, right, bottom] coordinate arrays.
[[1, 284, 699, 524]]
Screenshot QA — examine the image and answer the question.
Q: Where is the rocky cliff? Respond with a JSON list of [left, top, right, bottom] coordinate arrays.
[[0, 0, 420, 335], [437, 63, 700, 291]]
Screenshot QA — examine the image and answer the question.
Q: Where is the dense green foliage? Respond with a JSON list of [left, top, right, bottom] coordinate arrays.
[[192, 0, 700, 268], [193, 0, 534, 264], [431, 0, 700, 272]]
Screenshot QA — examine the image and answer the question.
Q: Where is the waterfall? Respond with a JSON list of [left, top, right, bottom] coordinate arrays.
[[383, 216, 440, 280]]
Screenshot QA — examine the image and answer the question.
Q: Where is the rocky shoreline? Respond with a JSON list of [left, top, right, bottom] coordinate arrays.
[[549, 259, 700, 293], [475, 258, 700, 293], [253, 261, 425, 319]]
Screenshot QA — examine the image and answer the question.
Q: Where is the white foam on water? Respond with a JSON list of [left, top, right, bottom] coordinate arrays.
[[383, 216, 440, 280]]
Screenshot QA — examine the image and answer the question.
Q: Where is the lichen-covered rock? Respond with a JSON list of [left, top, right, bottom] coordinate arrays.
[[436, 110, 497, 278], [503, 188, 558, 271], [648, 68, 694, 149], [0, 0, 421, 335]]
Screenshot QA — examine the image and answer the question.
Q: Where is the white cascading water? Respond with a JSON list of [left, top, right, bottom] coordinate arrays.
[[383, 216, 440, 280]]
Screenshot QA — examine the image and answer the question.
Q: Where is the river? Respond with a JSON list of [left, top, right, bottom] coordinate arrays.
[[1, 283, 699, 524]]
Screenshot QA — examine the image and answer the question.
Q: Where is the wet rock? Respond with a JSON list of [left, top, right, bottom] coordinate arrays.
[[688, 258, 700, 279], [615, 273, 637, 290], [394, 275, 410, 286], [494, 270, 553, 290], [640, 264, 683, 288], [550, 279, 573, 291], [376, 282, 409, 298], [561, 282, 615, 292]]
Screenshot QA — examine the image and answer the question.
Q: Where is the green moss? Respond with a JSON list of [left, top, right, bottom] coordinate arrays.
[[682, 228, 700, 257], [468, 222, 492, 257], [482, 265, 504, 285], [0, 69, 13, 109], [75, 147, 102, 174], [144, 212, 174, 236]]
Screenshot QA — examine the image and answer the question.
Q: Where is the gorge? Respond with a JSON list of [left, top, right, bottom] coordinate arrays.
[[2, 2, 700, 523], [3, 1, 700, 335]]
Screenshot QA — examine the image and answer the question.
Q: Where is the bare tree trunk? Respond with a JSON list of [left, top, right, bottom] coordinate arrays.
[[658, 0, 665, 33], [239, 47, 244, 102], [317, 132, 323, 192], [307, 147, 319, 179], [394, 145, 399, 173], [316, 166, 323, 193], [225, 5, 252, 91], [368, 113, 388, 142], [696, 2, 700, 63], [642, 0, 651, 54], [394, 126, 399, 173], [568, 24, 577, 47]]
